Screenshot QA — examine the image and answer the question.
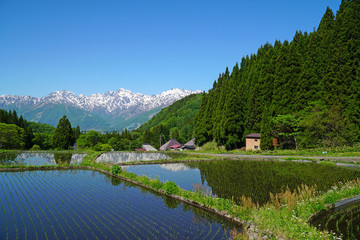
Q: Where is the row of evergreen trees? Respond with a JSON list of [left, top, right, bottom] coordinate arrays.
[[195, 0, 360, 150], [0, 109, 34, 149], [0, 109, 82, 150]]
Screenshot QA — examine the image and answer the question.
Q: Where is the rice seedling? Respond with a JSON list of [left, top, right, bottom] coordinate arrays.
[[27, 172, 84, 239], [35, 172, 97, 239], [0, 182, 9, 240], [10, 176, 40, 240], [2, 173, 27, 239], [18, 176, 67, 240]]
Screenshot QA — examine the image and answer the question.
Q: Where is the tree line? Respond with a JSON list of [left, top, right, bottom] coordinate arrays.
[[194, 0, 360, 150], [0, 110, 143, 151]]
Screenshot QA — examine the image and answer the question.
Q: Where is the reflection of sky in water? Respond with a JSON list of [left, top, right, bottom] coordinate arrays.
[[0, 170, 238, 239], [125, 163, 212, 194], [0, 153, 86, 166], [96, 152, 171, 164]]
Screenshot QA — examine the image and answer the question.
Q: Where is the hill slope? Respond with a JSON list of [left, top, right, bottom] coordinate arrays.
[[194, 1, 360, 150], [137, 94, 202, 146]]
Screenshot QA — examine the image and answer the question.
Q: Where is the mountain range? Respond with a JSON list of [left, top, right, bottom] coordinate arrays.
[[0, 88, 201, 131]]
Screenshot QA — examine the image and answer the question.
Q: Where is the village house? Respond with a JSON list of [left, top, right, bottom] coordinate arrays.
[[181, 139, 196, 150], [245, 133, 261, 151], [142, 143, 157, 151], [160, 139, 182, 151]]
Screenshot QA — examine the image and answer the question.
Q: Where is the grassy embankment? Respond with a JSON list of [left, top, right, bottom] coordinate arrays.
[[80, 152, 360, 239], [1, 150, 360, 239]]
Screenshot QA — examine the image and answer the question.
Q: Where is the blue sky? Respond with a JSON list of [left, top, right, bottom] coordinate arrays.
[[0, 0, 341, 97]]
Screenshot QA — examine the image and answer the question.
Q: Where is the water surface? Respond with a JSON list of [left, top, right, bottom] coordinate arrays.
[[311, 202, 360, 239], [126, 160, 360, 205], [0, 152, 86, 166], [0, 170, 239, 239]]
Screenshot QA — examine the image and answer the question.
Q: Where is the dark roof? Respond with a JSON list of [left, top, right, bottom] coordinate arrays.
[[160, 139, 182, 151], [182, 139, 196, 149], [246, 133, 261, 139]]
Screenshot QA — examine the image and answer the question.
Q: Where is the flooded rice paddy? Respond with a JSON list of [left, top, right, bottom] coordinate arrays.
[[311, 201, 360, 239], [125, 160, 360, 205], [2, 152, 360, 239], [0, 170, 239, 239], [0, 152, 86, 166]]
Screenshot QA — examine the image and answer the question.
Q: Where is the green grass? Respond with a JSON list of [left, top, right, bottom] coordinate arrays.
[[2, 150, 360, 239], [229, 145, 360, 157]]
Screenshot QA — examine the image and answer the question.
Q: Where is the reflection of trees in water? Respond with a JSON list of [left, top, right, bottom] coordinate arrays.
[[54, 153, 72, 165], [311, 202, 360, 239], [189, 161, 360, 205], [101, 171, 240, 231]]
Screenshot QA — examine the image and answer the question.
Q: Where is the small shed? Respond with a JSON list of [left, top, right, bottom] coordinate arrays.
[[142, 143, 157, 151], [246, 133, 261, 151], [181, 139, 196, 150], [160, 139, 181, 151]]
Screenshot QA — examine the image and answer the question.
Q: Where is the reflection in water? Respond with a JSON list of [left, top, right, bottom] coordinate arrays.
[[0, 170, 240, 239], [0, 152, 86, 166], [96, 152, 171, 164], [160, 163, 191, 172], [311, 202, 360, 239], [126, 163, 209, 194], [127, 160, 360, 205]]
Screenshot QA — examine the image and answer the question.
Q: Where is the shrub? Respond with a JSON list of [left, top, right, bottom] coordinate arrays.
[[111, 165, 122, 175], [164, 181, 179, 194], [149, 179, 164, 190], [100, 144, 112, 152], [30, 144, 41, 151], [201, 141, 218, 151]]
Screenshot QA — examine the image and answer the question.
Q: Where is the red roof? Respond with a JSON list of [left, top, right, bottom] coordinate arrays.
[[170, 144, 182, 149]]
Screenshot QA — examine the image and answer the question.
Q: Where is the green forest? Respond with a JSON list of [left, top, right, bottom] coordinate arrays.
[[194, 0, 360, 150], [0, 108, 143, 151], [1, 1, 359, 152], [136, 94, 202, 148]]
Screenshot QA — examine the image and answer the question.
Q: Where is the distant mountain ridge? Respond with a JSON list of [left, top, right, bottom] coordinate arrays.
[[0, 88, 201, 131]]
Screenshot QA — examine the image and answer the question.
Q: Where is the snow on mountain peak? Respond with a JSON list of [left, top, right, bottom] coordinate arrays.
[[0, 88, 201, 114]]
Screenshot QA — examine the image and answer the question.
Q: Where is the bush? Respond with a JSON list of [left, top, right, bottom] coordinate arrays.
[[201, 140, 225, 151], [149, 179, 164, 190], [111, 165, 122, 175], [164, 181, 179, 194], [100, 144, 112, 151], [30, 144, 41, 151]]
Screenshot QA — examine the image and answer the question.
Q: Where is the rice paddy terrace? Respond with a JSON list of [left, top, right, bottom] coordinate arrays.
[[0, 153, 239, 239], [0, 169, 238, 239], [2, 152, 360, 239], [125, 160, 360, 205]]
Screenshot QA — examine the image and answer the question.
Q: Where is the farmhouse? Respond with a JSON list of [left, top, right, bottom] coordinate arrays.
[[245, 133, 261, 151], [181, 139, 196, 150], [160, 139, 181, 151], [142, 143, 157, 151]]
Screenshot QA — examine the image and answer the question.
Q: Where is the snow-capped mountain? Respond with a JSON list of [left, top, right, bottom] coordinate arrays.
[[0, 88, 201, 131]]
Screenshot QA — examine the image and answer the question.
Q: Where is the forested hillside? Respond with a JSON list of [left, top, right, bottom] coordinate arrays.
[[0, 109, 34, 149], [195, 0, 360, 150], [138, 94, 202, 148]]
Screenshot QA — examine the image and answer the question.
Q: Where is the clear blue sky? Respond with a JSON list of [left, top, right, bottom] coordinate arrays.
[[0, 0, 341, 97]]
